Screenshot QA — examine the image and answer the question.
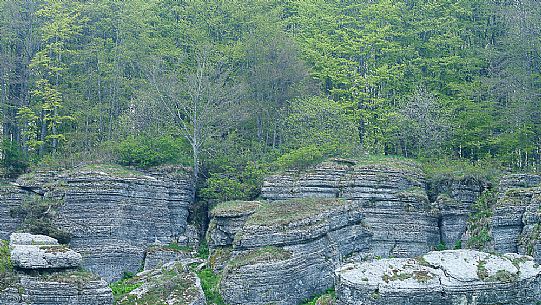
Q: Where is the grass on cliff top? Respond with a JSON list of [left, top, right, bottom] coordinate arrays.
[[72, 163, 147, 178], [227, 246, 293, 270], [210, 200, 262, 217], [245, 198, 346, 227]]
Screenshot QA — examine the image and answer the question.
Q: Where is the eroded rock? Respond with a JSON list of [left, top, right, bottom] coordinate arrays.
[[210, 198, 371, 305]]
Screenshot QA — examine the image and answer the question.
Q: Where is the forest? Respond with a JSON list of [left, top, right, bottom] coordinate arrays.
[[1, 0, 540, 201]]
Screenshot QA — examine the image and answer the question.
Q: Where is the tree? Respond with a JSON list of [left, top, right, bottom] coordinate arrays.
[[146, 47, 244, 180]]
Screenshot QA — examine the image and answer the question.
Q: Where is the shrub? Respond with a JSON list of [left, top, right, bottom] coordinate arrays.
[[10, 197, 71, 244], [196, 268, 225, 305], [115, 135, 191, 168], [274, 143, 343, 171], [1, 139, 29, 177]]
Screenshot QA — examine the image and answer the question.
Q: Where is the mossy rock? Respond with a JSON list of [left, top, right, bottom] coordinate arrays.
[[245, 198, 346, 227], [226, 246, 292, 270], [211, 200, 262, 218]]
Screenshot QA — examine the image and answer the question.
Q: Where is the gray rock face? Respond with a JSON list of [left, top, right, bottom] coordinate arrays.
[[492, 174, 541, 256], [262, 159, 439, 258], [0, 164, 195, 282], [433, 178, 485, 247], [1, 233, 113, 305], [143, 246, 194, 271], [336, 250, 541, 305], [0, 184, 24, 240], [0, 273, 112, 305], [54, 166, 194, 282], [209, 198, 372, 305]]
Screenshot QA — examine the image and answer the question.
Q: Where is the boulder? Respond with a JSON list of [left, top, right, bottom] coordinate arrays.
[[10, 233, 59, 246], [335, 250, 541, 305], [11, 245, 82, 270]]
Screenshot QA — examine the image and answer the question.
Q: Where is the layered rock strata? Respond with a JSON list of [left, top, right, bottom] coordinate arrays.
[[262, 159, 440, 257], [0, 183, 24, 240], [432, 177, 485, 247], [209, 198, 372, 305], [336, 250, 541, 305], [2, 164, 195, 282], [492, 174, 541, 257]]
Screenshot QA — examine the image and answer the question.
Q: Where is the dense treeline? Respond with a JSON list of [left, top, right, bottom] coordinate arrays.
[[1, 0, 540, 198]]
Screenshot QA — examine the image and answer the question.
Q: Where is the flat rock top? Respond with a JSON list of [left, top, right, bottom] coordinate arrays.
[[10, 233, 59, 246], [337, 250, 541, 291]]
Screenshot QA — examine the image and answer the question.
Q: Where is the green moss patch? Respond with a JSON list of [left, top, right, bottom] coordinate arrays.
[[73, 163, 146, 178], [0, 239, 19, 291], [245, 198, 345, 227], [211, 200, 262, 218], [115, 263, 203, 305], [227, 246, 292, 270]]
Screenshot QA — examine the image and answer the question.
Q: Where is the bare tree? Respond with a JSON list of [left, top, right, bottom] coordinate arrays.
[[146, 48, 244, 180]]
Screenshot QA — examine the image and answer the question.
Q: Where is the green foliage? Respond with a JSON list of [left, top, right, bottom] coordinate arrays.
[[467, 190, 496, 250], [195, 268, 225, 305], [421, 157, 503, 183], [110, 272, 142, 302], [1, 139, 30, 177], [274, 144, 339, 171], [200, 163, 266, 202], [0, 240, 12, 274], [10, 196, 71, 244], [0, 239, 18, 291], [115, 135, 191, 168], [435, 242, 447, 251], [300, 289, 336, 305]]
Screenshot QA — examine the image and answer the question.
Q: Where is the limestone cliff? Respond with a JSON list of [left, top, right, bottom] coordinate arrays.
[[1, 164, 195, 282]]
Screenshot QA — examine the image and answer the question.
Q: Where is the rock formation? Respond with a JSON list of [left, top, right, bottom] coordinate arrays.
[[492, 174, 541, 260], [335, 250, 541, 305], [262, 159, 440, 258], [0, 233, 113, 305], [1, 164, 195, 282], [208, 198, 371, 305], [10, 233, 82, 269], [0, 183, 24, 240]]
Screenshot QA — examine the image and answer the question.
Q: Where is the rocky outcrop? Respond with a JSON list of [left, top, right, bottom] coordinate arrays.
[[115, 262, 206, 305], [492, 174, 541, 257], [432, 177, 486, 247], [336, 250, 541, 305], [262, 159, 440, 258], [0, 233, 113, 305], [0, 183, 24, 240], [0, 164, 195, 282], [2, 274, 113, 305], [209, 198, 371, 305], [143, 244, 196, 271], [10, 233, 82, 269]]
